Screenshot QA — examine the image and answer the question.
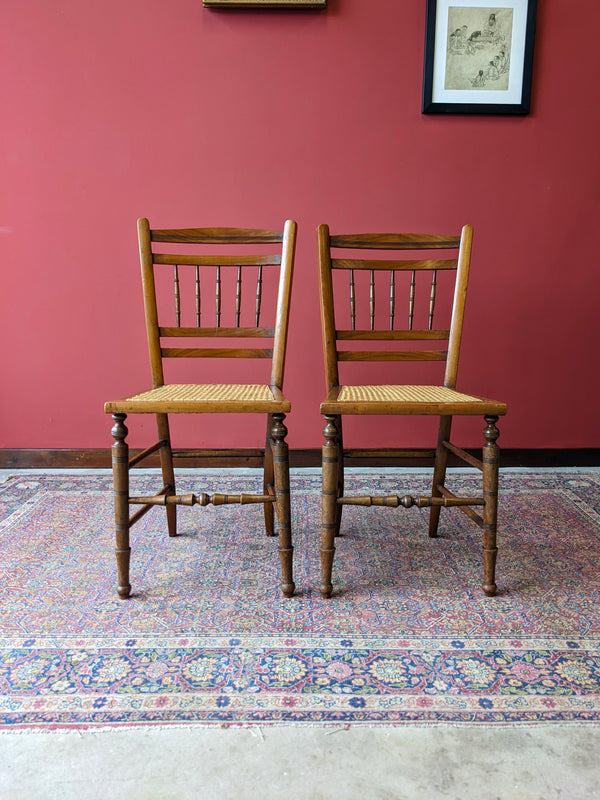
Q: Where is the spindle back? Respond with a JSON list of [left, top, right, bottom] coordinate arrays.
[[139, 218, 296, 391], [318, 224, 473, 394]]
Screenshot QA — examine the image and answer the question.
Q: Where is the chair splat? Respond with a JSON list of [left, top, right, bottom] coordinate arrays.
[[235, 265, 242, 327], [195, 265, 201, 326], [255, 264, 263, 326], [408, 269, 416, 331], [215, 265, 222, 328], [389, 271, 395, 331], [428, 269, 437, 331], [173, 265, 181, 327]]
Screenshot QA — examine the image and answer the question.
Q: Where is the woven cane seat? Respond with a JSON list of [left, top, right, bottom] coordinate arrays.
[[105, 383, 289, 413], [338, 385, 479, 403], [321, 384, 506, 416]]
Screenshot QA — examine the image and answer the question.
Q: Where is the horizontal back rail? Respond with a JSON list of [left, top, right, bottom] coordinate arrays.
[[151, 227, 284, 244], [330, 233, 461, 250], [336, 329, 450, 341], [332, 258, 457, 271], [159, 326, 275, 338], [337, 350, 447, 362], [153, 254, 281, 267], [161, 347, 273, 359]]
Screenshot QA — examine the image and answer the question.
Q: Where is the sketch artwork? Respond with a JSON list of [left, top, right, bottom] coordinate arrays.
[[445, 7, 513, 90]]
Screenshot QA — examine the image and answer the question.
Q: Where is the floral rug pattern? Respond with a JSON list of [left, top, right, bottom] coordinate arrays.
[[1, 470, 600, 727]]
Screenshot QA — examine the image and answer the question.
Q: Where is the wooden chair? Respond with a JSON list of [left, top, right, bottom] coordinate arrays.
[[318, 223, 507, 598], [104, 219, 297, 599]]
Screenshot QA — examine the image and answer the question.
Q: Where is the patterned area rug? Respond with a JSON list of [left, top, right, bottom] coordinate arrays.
[[1, 470, 600, 728]]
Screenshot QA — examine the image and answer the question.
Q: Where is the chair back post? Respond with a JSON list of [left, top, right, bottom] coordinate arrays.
[[270, 219, 297, 391], [444, 223, 473, 389], [138, 217, 165, 388], [318, 223, 340, 393]]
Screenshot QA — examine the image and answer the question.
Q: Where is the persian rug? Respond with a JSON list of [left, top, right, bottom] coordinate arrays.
[[1, 470, 600, 729]]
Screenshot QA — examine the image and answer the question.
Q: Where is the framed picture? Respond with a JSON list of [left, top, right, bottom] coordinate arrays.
[[204, 0, 326, 7], [422, 0, 537, 114]]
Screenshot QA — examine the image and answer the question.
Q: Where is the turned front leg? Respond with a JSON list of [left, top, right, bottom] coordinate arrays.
[[111, 414, 131, 599], [271, 413, 294, 597], [482, 415, 500, 597], [320, 415, 339, 598], [264, 414, 276, 537]]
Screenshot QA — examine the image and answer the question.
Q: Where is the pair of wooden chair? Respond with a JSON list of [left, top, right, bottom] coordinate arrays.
[[104, 219, 506, 601]]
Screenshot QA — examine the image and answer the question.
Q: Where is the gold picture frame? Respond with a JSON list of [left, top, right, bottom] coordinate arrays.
[[204, 0, 326, 7]]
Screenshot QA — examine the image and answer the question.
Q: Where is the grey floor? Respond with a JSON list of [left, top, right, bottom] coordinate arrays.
[[1, 725, 600, 799], [1, 469, 600, 799]]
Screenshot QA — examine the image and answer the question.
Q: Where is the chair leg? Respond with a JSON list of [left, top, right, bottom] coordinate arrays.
[[271, 413, 294, 597], [428, 415, 453, 538], [264, 414, 276, 537], [111, 414, 131, 599], [156, 413, 177, 537], [333, 415, 344, 537], [482, 415, 500, 597], [320, 415, 339, 598]]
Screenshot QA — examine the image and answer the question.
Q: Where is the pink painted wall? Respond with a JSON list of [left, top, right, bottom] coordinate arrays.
[[2, 0, 600, 451]]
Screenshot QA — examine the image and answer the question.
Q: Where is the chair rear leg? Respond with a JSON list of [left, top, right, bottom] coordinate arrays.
[[264, 413, 276, 537], [320, 415, 339, 598], [111, 414, 131, 599], [334, 415, 344, 537], [482, 415, 500, 597], [271, 413, 294, 597], [156, 413, 177, 537], [429, 415, 453, 538]]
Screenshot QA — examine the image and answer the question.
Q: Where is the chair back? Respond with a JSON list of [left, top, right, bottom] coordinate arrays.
[[138, 218, 297, 391], [318, 224, 473, 393]]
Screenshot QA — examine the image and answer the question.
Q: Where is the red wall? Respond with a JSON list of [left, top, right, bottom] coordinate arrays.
[[2, 0, 600, 451]]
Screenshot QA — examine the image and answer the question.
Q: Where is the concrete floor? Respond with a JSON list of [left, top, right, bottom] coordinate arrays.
[[1, 724, 600, 799], [2, 468, 600, 799]]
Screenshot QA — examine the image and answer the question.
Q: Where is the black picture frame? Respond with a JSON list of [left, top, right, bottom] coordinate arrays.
[[422, 0, 537, 114]]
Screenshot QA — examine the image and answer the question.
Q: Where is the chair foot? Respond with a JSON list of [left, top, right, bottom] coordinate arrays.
[[116, 546, 131, 599], [320, 544, 334, 598], [320, 560, 334, 598], [279, 545, 295, 598]]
